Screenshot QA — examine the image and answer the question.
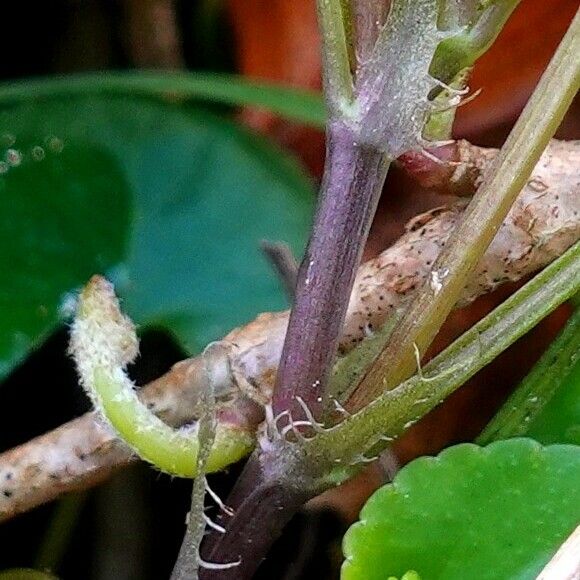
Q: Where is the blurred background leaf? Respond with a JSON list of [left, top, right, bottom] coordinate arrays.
[[0, 73, 326, 128], [0, 97, 314, 378], [0, 571, 58, 580]]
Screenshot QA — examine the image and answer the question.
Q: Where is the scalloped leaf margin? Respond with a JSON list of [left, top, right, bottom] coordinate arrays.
[[342, 439, 580, 580]]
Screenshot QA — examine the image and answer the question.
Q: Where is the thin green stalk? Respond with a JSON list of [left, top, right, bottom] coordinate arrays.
[[477, 307, 580, 444], [340, 0, 355, 65], [307, 241, 579, 468], [317, 0, 355, 116], [171, 343, 222, 580], [347, 8, 580, 410]]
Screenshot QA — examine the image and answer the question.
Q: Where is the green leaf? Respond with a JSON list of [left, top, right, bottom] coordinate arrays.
[[0, 97, 314, 377], [0, 72, 327, 129], [0, 571, 58, 580], [0, 138, 130, 377], [478, 308, 580, 446], [342, 439, 580, 580], [526, 355, 580, 445]]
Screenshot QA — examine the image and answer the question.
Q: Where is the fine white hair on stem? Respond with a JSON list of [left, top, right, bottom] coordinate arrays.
[[432, 77, 470, 96], [275, 412, 320, 443], [420, 147, 448, 166], [273, 410, 291, 428], [205, 480, 234, 517], [273, 410, 292, 439], [280, 420, 315, 439], [294, 396, 327, 433], [432, 87, 482, 113], [417, 143, 460, 168], [431, 93, 462, 112], [378, 434, 394, 443], [413, 342, 441, 383], [350, 453, 377, 466], [413, 342, 426, 379], [202, 513, 226, 534], [332, 398, 351, 417], [198, 556, 241, 570]]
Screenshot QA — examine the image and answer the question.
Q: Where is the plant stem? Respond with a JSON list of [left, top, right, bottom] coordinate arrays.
[[200, 241, 579, 579], [199, 457, 311, 579], [203, 9, 579, 579], [272, 122, 390, 420], [347, 8, 580, 410], [352, 0, 389, 64], [260, 240, 299, 301], [477, 306, 580, 445], [317, 0, 355, 116], [308, 241, 580, 464]]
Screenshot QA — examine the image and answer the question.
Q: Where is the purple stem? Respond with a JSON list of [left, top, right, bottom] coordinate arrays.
[[199, 122, 390, 579], [353, 0, 389, 64], [199, 455, 312, 579], [272, 120, 390, 421]]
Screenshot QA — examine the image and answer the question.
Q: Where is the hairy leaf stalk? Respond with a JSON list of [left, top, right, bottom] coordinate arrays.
[[200, 9, 580, 574], [200, 241, 580, 579], [306, 241, 580, 465]]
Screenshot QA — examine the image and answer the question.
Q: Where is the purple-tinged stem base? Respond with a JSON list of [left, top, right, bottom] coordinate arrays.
[[273, 121, 390, 421], [199, 123, 390, 579]]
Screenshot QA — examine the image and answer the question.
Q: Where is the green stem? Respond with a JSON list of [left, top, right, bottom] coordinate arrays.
[[317, 0, 355, 116], [307, 241, 580, 468], [347, 8, 580, 410], [477, 307, 580, 445]]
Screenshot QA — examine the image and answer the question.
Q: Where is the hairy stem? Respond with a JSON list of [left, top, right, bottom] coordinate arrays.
[[0, 138, 576, 521], [199, 457, 311, 579], [307, 241, 580, 466], [212, 122, 387, 577], [272, 122, 390, 419], [347, 9, 580, 410], [199, 241, 579, 580]]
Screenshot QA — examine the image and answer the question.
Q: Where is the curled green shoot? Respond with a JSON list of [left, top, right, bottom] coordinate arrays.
[[69, 276, 253, 479]]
